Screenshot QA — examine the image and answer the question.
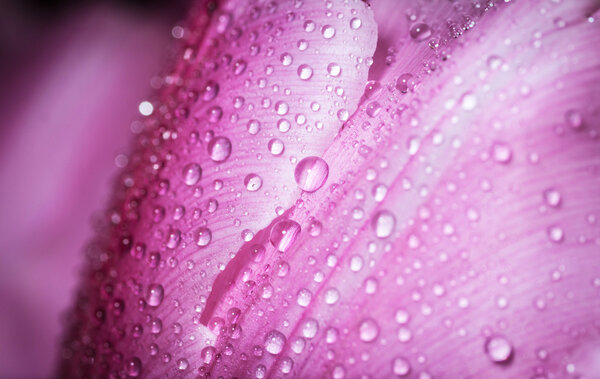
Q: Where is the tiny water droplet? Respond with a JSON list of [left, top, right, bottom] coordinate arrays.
[[372, 210, 396, 238], [359, 318, 379, 342], [484, 335, 513, 363], [297, 64, 314, 80], [244, 173, 263, 192]]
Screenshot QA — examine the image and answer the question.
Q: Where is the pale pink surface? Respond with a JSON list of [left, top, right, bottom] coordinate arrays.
[[56, 0, 600, 378], [0, 7, 174, 377]]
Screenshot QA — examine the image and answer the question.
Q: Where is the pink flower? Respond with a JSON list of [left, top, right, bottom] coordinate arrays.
[[56, 0, 600, 377]]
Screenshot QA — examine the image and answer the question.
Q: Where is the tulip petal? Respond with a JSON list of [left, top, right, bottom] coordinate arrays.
[[194, 0, 600, 378], [59, 0, 376, 376]]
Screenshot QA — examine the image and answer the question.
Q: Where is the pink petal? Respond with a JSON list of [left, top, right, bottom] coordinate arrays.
[[59, 0, 376, 377]]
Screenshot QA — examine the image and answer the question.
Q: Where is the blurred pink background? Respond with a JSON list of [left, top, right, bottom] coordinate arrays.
[[0, 1, 186, 376]]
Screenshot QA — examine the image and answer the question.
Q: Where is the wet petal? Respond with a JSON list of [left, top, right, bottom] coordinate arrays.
[[59, 0, 376, 376], [193, 0, 600, 377]]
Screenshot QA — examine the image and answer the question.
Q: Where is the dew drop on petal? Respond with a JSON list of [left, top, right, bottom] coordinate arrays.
[[395, 73, 415, 94], [247, 119, 261, 135], [392, 357, 411, 376], [264, 330, 286, 355], [327, 62, 341, 77], [409, 23, 431, 42], [195, 227, 212, 247], [321, 25, 336, 39], [208, 136, 232, 162], [372, 210, 396, 238], [484, 335, 513, 363], [297, 64, 314, 80], [547, 225, 564, 243], [268, 138, 285, 156], [294, 156, 329, 192], [359, 318, 379, 342], [565, 109, 583, 129], [244, 173, 263, 192], [280, 53, 293, 66], [147, 284, 164, 307], [350, 17, 362, 30], [126, 357, 142, 377], [543, 188, 561, 207], [491, 142, 512, 164], [270, 219, 301, 252], [182, 163, 202, 185]]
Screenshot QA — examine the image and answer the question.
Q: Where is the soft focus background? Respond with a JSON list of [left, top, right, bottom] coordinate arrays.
[[0, 1, 188, 376]]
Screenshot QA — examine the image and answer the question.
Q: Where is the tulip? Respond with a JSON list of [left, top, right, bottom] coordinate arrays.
[[57, 0, 600, 377]]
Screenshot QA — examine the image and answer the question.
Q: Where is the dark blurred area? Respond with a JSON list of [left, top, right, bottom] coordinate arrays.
[[0, 0, 189, 377]]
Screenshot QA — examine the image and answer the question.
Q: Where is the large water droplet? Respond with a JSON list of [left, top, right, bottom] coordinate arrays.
[[268, 138, 285, 156], [294, 156, 329, 192], [208, 136, 232, 162], [491, 142, 512, 164], [372, 210, 396, 238], [321, 25, 336, 39], [264, 330, 286, 355], [270, 219, 301, 252]]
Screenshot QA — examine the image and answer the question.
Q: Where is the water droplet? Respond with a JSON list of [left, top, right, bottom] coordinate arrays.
[[244, 173, 263, 192], [359, 318, 379, 342], [410, 23, 431, 42], [491, 142, 512, 164], [177, 358, 189, 371], [268, 139, 285, 156], [372, 210, 396, 238], [392, 357, 411, 376], [547, 225, 564, 243], [270, 219, 301, 252], [264, 330, 286, 355], [182, 163, 202, 185], [147, 284, 164, 307], [126, 357, 142, 377], [302, 318, 318, 338], [297, 288, 313, 307], [565, 110, 583, 129], [461, 92, 477, 110], [195, 227, 212, 247], [321, 25, 336, 39], [543, 188, 561, 207], [298, 64, 314, 80], [275, 101, 289, 115], [294, 156, 329, 192], [234, 59, 247, 75], [350, 17, 362, 30], [280, 53, 293, 66], [208, 136, 232, 162], [327, 62, 341, 77], [324, 288, 340, 305], [484, 335, 513, 363], [395, 73, 415, 94], [247, 119, 261, 135]]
